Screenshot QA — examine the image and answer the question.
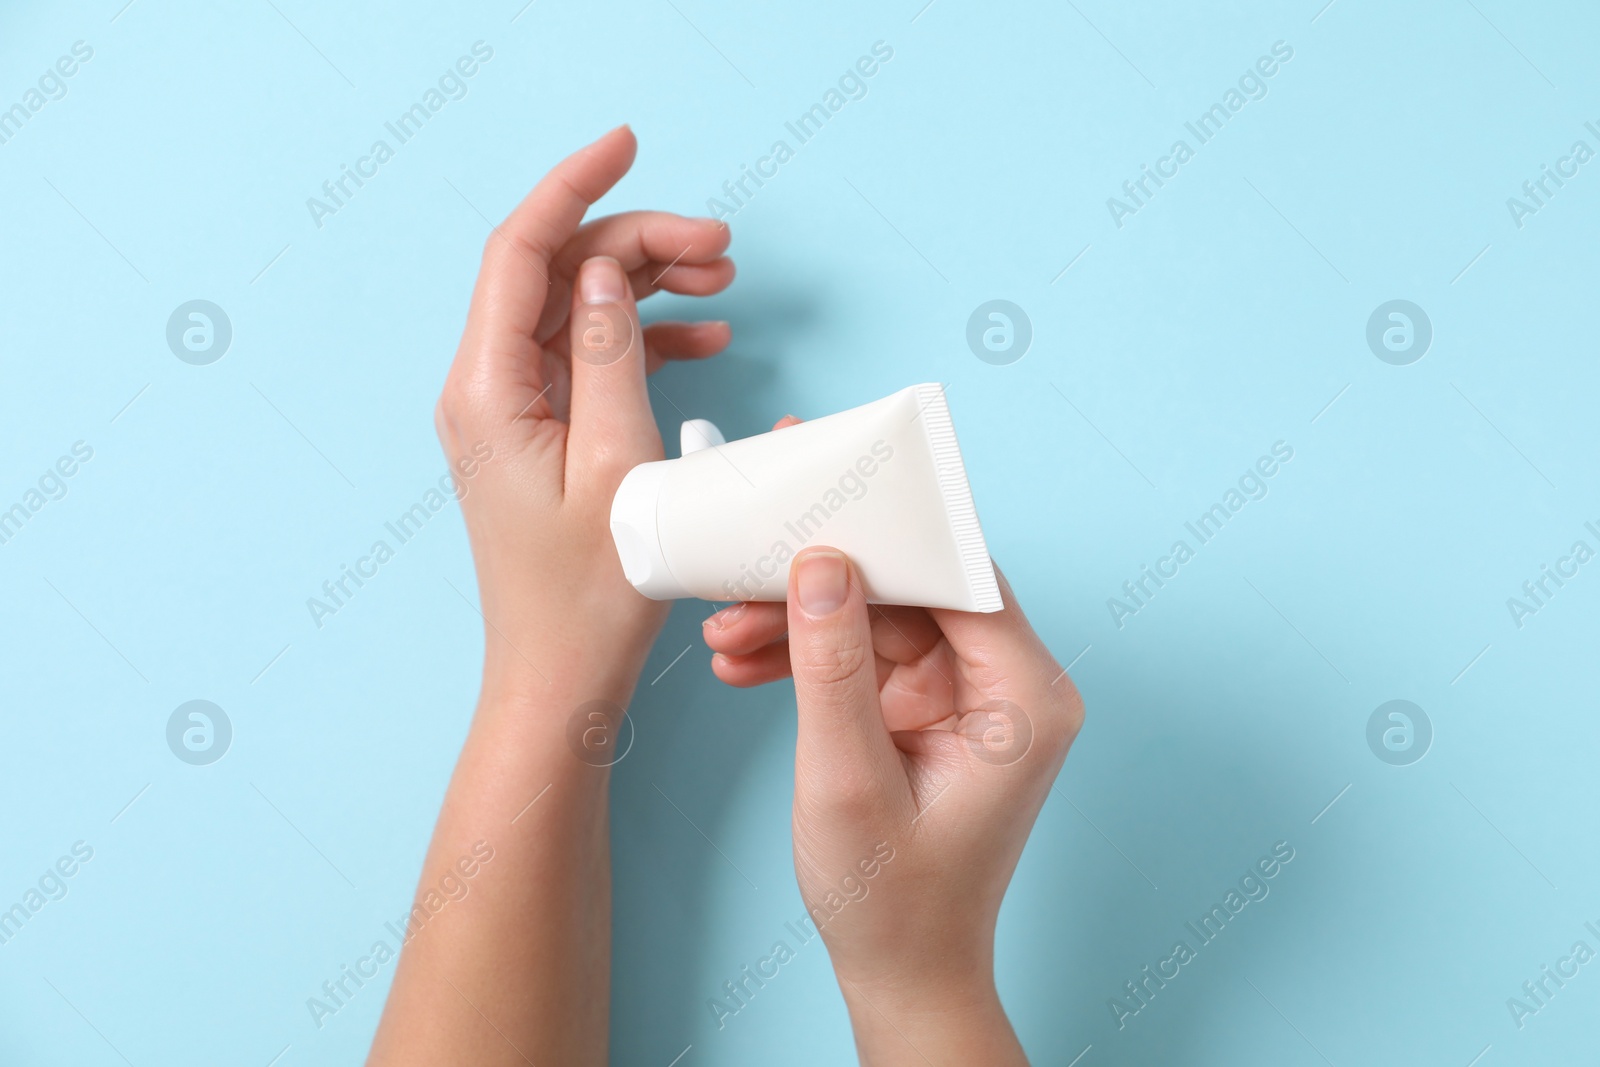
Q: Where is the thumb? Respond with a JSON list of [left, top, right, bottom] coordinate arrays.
[[566, 255, 656, 476], [787, 548, 904, 799]]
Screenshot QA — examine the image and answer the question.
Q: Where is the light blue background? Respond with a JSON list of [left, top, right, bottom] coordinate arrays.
[[3, 0, 1597, 1063]]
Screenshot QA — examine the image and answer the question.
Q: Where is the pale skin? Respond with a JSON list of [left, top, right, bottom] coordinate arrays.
[[368, 126, 1085, 1066]]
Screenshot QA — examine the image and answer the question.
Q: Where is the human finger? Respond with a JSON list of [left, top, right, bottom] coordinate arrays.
[[468, 125, 637, 359], [535, 213, 731, 342]]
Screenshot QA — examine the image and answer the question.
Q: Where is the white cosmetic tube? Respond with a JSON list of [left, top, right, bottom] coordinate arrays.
[[609, 383, 1001, 612]]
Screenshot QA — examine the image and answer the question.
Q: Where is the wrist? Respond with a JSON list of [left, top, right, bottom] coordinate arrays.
[[838, 971, 1022, 1067], [839, 966, 1001, 1024], [466, 675, 637, 790], [829, 929, 998, 1015], [479, 644, 649, 716]]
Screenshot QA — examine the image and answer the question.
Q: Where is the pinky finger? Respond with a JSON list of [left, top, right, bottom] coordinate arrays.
[[710, 645, 794, 688]]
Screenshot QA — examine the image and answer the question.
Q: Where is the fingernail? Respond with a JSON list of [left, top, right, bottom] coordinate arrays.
[[704, 603, 746, 630], [797, 551, 848, 615], [578, 256, 625, 304]]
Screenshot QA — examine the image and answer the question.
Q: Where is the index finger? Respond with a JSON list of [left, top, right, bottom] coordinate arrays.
[[928, 564, 1063, 697], [468, 125, 639, 348]]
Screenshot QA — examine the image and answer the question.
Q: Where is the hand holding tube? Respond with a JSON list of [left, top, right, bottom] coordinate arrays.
[[704, 548, 1084, 1064]]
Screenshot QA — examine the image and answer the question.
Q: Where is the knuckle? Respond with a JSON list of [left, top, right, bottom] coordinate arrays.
[[1041, 692, 1086, 760], [1056, 678, 1087, 737], [480, 228, 546, 274], [802, 758, 880, 819], [435, 380, 469, 424], [1065, 691, 1086, 736], [576, 448, 635, 491], [478, 230, 509, 267], [552, 171, 593, 210], [831, 775, 879, 818], [434, 388, 462, 436], [796, 629, 870, 688]]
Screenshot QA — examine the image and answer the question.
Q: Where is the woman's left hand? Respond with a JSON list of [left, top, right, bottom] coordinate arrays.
[[433, 124, 735, 707]]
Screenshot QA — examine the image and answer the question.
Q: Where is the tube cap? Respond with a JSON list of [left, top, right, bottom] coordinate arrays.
[[609, 460, 688, 600], [681, 418, 725, 454]]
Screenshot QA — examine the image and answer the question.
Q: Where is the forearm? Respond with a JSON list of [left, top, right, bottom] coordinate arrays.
[[840, 974, 1028, 1067], [368, 681, 616, 1066], [369, 123, 725, 1065]]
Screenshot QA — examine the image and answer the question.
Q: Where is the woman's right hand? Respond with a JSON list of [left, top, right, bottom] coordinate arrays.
[[704, 546, 1083, 1064]]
